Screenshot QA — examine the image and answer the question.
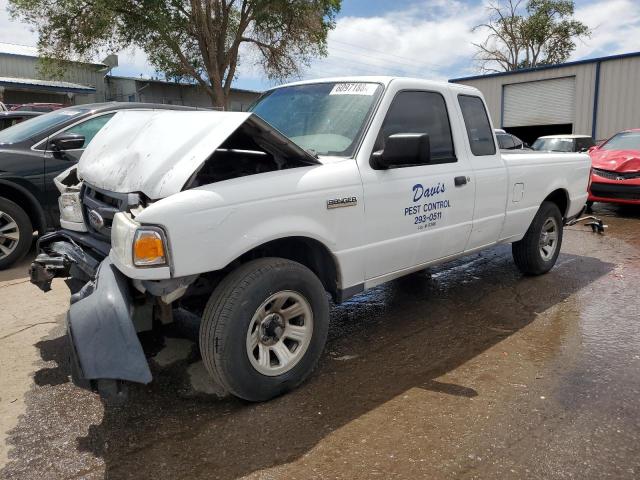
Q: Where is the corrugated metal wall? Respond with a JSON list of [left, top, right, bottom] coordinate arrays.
[[454, 56, 640, 141], [596, 57, 640, 140], [0, 54, 107, 103], [106, 77, 260, 111]]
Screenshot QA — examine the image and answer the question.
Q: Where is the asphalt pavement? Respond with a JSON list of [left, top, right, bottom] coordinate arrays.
[[1, 203, 639, 479]]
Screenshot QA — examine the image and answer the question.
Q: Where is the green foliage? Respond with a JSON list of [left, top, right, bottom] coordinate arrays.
[[9, 0, 341, 107], [473, 0, 590, 72]]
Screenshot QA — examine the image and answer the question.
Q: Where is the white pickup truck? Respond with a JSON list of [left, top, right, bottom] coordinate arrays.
[[30, 77, 590, 403]]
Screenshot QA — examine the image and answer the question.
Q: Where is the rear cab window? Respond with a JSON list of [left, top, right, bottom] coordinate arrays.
[[458, 95, 496, 156]]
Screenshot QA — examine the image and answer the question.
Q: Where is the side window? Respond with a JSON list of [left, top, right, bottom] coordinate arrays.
[[458, 95, 496, 156], [65, 113, 116, 148], [576, 138, 594, 151], [376, 90, 456, 164], [511, 135, 523, 149], [497, 134, 515, 149]]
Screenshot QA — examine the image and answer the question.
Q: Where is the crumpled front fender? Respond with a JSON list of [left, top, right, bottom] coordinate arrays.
[[68, 258, 152, 384]]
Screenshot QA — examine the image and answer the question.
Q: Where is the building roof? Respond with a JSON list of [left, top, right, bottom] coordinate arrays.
[[0, 76, 96, 94], [0, 42, 38, 58], [107, 75, 261, 94], [449, 51, 640, 82], [0, 42, 107, 67]]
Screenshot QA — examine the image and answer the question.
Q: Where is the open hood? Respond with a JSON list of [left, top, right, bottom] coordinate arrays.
[[78, 110, 320, 199]]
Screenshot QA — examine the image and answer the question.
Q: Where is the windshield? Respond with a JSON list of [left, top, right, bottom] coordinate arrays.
[[600, 131, 640, 151], [532, 138, 574, 152], [250, 82, 383, 156], [0, 107, 90, 145]]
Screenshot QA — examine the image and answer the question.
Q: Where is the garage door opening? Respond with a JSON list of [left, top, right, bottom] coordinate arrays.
[[506, 124, 573, 146]]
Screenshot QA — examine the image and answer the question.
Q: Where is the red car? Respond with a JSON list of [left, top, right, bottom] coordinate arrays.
[[588, 129, 640, 205], [9, 102, 64, 112]]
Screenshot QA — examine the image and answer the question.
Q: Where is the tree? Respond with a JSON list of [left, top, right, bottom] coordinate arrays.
[[472, 0, 590, 73], [9, 0, 341, 109]]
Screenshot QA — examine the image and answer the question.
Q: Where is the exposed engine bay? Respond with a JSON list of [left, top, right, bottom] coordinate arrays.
[[185, 115, 320, 188]]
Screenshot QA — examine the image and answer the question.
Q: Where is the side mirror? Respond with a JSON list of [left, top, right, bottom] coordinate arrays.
[[371, 133, 431, 170], [587, 146, 597, 153], [50, 133, 85, 153]]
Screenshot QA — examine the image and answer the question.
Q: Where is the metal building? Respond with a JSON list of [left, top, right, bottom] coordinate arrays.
[[106, 75, 260, 111], [0, 42, 111, 107], [0, 43, 261, 110], [450, 51, 640, 144]]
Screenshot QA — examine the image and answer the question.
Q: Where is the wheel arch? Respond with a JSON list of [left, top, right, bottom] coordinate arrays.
[[543, 188, 569, 219], [233, 236, 341, 302], [0, 180, 47, 233]]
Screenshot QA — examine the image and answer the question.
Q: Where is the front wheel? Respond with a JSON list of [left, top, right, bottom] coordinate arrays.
[[0, 197, 33, 270], [200, 258, 329, 401], [512, 201, 563, 275]]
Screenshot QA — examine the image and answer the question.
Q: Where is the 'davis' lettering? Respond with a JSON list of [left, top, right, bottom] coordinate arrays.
[[412, 182, 446, 202]]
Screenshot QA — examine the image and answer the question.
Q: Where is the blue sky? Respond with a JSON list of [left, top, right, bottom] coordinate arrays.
[[1, 0, 639, 92]]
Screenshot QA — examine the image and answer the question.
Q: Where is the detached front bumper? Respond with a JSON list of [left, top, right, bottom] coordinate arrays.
[[30, 230, 152, 390], [67, 258, 152, 385]]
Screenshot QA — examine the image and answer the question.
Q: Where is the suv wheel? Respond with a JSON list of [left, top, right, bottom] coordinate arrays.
[[200, 258, 329, 402], [0, 198, 33, 270]]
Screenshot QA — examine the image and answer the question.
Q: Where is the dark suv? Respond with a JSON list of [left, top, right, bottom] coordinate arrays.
[[0, 102, 192, 269]]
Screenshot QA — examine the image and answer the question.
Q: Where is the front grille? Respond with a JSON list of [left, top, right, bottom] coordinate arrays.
[[81, 185, 141, 241], [590, 182, 640, 200], [592, 168, 640, 181]]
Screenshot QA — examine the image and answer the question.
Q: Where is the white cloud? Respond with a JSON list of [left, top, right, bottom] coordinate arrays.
[[303, 0, 487, 81], [573, 0, 640, 59], [0, 0, 37, 45]]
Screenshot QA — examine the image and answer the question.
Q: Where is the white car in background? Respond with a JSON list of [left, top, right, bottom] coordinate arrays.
[[532, 134, 596, 153]]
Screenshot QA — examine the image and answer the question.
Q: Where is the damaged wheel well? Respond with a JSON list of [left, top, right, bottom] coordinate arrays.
[[238, 237, 340, 301]]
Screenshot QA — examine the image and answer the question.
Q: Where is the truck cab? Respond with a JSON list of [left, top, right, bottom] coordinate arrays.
[[31, 77, 590, 403]]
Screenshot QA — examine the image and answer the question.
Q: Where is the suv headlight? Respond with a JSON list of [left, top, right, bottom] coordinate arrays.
[[111, 213, 168, 268]]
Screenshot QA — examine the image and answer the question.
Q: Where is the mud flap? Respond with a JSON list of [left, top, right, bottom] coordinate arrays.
[[67, 258, 152, 385]]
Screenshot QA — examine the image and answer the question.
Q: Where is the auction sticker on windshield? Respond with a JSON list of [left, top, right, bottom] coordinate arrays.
[[329, 83, 378, 95]]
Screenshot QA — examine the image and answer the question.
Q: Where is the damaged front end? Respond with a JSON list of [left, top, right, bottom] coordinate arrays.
[[30, 110, 320, 401], [31, 231, 198, 399]]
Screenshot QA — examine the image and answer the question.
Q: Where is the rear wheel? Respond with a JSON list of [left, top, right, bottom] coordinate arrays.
[[0, 197, 33, 270], [200, 258, 329, 402], [512, 201, 563, 275]]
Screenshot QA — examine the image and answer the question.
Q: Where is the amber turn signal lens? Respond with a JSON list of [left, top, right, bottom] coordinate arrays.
[[133, 229, 166, 266]]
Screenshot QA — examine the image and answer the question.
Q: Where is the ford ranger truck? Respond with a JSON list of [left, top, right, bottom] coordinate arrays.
[[30, 77, 591, 403]]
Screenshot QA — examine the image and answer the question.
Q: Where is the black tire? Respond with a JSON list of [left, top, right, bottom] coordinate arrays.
[[200, 258, 329, 402], [512, 201, 563, 275], [0, 197, 33, 270]]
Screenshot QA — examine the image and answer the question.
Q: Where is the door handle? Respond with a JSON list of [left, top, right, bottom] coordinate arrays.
[[454, 176, 468, 187]]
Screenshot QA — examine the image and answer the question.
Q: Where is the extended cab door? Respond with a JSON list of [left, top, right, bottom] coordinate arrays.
[[358, 85, 475, 283], [456, 94, 508, 250]]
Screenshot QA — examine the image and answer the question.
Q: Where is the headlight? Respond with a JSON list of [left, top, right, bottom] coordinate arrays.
[[133, 228, 167, 266], [111, 213, 168, 268], [58, 192, 83, 223]]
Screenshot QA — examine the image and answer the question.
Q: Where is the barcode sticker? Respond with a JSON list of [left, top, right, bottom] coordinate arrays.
[[329, 83, 378, 96]]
